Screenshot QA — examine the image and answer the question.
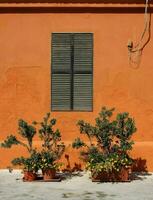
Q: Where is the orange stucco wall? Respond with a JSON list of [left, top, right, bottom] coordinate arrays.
[[0, 7, 153, 170]]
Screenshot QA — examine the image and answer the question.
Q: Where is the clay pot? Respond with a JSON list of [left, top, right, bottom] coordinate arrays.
[[92, 168, 129, 182], [92, 171, 110, 182], [23, 171, 37, 181], [118, 167, 129, 181], [43, 169, 56, 180]]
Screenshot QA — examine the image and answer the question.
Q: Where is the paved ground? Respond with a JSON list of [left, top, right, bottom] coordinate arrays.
[[0, 170, 153, 200]]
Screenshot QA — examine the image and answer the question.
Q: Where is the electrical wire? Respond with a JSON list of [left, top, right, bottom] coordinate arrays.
[[127, 0, 151, 68]]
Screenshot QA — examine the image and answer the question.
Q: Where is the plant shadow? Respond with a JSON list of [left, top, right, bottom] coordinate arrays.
[[60, 154, 84, 180], [130, 158, 151, 181], [61, 191, 111, 200]]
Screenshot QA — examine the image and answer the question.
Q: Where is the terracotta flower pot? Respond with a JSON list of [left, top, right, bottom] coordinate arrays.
[[92, 167, 130, 182], [118, 167, 129, 181], [43, 169, 56, 180], [92, 171, 111, 182], [23, 171, 37, 181]]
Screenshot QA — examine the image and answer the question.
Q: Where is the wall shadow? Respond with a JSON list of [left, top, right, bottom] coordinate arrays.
[[63, 154, 82, 172], [130, 158, 153, 181], [0, 6, 153, 14], [132, 158, 148, 172]]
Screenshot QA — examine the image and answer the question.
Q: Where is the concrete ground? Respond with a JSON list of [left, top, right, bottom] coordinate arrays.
[[0, 170, 153, 200]]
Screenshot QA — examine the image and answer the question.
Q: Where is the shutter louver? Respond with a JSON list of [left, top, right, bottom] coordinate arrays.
[[73, 33, 93, 111], [51, 33, 71, 111], [52, 74, 71, 110], [52, 33, 72, 73], [73, 74, 93, 111], [73, 33, 93, 73]]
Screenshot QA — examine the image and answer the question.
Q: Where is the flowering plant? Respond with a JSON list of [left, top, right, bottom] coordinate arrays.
[[72, 107, 136, 176], [39, 150, 61, 171], [11, 151, 41, 173], [86, 153, 133, 174], [34, 113, 65, 171]]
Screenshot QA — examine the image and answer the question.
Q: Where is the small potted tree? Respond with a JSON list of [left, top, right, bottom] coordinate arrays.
[[1, 119, 38, 181], [34, 113, 65, 180], [72, 107, 137, 182], [11, 150, 41, 181]]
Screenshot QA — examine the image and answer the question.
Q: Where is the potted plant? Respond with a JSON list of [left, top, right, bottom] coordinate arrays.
[[72, 107, 137, 182], [1, 119, 38, 181], [39, 150, 63, 180], [11, 150, 41, 181], [87, 152, 133, 181], [33, 113, 65, 180]]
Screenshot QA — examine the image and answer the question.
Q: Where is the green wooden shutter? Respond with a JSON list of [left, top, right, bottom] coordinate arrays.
[[73, 33, 93, 111], [51, 33, 93, 111], [51, 33, 72, 111]]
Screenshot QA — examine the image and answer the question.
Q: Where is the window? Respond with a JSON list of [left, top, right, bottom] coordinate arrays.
[[51, 33, 93, 111]]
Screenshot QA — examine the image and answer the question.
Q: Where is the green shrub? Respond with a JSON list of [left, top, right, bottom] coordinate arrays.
[[72, 107, 137, 173]]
